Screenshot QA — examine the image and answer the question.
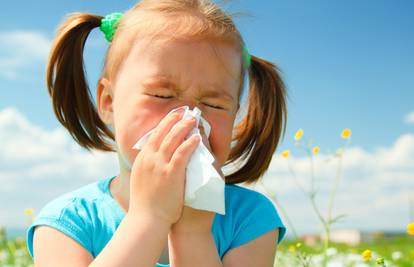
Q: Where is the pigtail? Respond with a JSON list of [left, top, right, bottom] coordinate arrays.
[[46, 12, 115, 152], [226, 55, 288, 185]]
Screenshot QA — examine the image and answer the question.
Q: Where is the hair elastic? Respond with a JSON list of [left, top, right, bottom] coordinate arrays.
[[99, 12, 123, 42], [242, 46, 251, 69]]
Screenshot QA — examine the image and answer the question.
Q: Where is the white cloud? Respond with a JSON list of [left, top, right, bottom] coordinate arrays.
[[0, 31, 51, 80], [0, 107, 119, 229], [241, 133, 414, 236], [404, 110, 414, 125], [1, 107, 413, 238]]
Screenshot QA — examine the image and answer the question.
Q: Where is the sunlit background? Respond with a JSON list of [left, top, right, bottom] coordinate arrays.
[[1, 0, 413, 242]]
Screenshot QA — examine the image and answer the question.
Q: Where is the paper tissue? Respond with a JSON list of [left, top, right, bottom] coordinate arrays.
[[132, 106, 225, 215]]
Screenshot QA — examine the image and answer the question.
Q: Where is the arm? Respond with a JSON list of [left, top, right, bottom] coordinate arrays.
[[34, 213, 170, 267], [168, 230, 222, 267], [222, 229, 279, 267], [89, 213, 170, 267], [168, 228, 279, 267]]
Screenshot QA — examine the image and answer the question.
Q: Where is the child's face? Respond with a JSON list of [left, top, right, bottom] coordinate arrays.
[[99, 36, 241, 170]]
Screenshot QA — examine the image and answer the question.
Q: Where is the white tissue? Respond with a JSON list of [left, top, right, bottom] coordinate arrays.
[[132, 106, 225, 215]]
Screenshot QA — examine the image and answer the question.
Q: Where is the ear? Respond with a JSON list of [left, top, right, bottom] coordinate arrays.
[[97, 77, 114, 125]]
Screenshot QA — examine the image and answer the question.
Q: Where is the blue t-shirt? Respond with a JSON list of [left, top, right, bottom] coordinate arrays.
[[26, 175, 286, 266]]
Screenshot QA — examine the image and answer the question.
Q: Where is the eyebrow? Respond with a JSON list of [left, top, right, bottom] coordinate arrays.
[[142, 76, 236, 102]]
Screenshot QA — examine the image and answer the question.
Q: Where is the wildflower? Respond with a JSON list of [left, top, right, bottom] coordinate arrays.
[[362, 249, 372, 261], [391, 251, 402, 261], [326, 247, 338, 257], [295, 242, 302, 248], [288, 245, 296, 253], [312, 146, 320, 155], [281, 150, 290, 158], [407, 222, 414, 235], [341, 128, 352, 139], [294, 129, 303, 141], [24, 208, 34, 216], [376, 257, 385, 265]]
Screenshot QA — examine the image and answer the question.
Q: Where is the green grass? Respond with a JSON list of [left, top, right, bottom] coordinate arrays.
[[277, 235, 414, 267], [0, 227, 412, 267], [0, 235, 33, 267]]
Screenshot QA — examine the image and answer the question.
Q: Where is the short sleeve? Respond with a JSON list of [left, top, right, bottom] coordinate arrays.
[[26, 197, 93, 259], [229, 192, 287, 250]]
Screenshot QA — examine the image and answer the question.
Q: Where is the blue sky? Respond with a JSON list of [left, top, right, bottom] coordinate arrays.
[[3, 0, 414, 151], [1, 1, 413, 236]]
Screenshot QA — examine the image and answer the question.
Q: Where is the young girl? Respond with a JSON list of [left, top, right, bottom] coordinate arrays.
[[26, 0, 288, 266]]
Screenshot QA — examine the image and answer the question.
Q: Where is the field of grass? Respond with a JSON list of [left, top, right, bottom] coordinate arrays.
[[0, 228, 33, 267], [0, 226, 412, 267], [276, 236, 414, 267]]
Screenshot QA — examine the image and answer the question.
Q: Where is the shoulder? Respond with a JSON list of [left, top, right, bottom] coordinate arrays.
[[224, 184, 281, 219], [26, 178, 108, 259], [225, 183, 273, 206], [223, 184, 287, 248], [31, 179, 105, 226]]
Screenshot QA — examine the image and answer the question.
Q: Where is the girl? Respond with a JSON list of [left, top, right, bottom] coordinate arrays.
[[26, 0, 288, 266]]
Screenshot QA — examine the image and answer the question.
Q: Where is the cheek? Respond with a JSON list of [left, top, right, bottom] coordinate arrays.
[[113, 97, 170, 167], [207, 115, 234, 165]]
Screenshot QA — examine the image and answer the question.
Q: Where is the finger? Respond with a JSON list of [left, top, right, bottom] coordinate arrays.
[[169, 134, 201, 172], [145, 108, 186, 151], [159, 116, 197, 162]]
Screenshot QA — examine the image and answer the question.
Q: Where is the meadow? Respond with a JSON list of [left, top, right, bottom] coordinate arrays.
[[0, 227, 412, 266]]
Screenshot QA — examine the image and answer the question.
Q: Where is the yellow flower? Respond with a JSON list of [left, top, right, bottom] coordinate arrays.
[[407, 222, 414, 235], [362, 249, 372, 261], [24, 208, 34, 216], [288, 245, 296, 253], [294, 129, 304, 141], [295, 242, 302, 248], [312, 146, 320, 155], [341, 128, 352, 139], [281, 150, 290, 158]]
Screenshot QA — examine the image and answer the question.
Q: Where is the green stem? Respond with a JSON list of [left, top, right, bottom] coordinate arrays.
[[287, 155, 329, 245], [257, 180, 300, 239], [326, 146, 344, 231]]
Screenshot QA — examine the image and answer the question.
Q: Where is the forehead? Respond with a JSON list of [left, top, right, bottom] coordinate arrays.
[[121, 35, 242, 97]]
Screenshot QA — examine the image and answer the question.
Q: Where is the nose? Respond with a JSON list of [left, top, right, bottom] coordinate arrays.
[[175, 97, 201, 111]]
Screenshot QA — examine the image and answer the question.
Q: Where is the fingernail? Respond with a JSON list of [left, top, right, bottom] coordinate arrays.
[[173, 108, 184, 114]]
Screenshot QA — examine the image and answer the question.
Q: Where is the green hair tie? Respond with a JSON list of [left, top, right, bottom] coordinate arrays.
[[100, 12, 123, 42], [242, 46, 251, 69]]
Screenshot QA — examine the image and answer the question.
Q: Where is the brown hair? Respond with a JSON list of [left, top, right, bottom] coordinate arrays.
[[46, 0, 288, 185]]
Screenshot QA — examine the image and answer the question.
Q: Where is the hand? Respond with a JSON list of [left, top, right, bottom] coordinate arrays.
[[170, 122, 221, 234], [128, 108, 201, 227]]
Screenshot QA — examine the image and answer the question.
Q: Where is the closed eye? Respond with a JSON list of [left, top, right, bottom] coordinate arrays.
[[152, 94, 224, 110], [153, 94, 173, 99], [203, 103, 224, 110]]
